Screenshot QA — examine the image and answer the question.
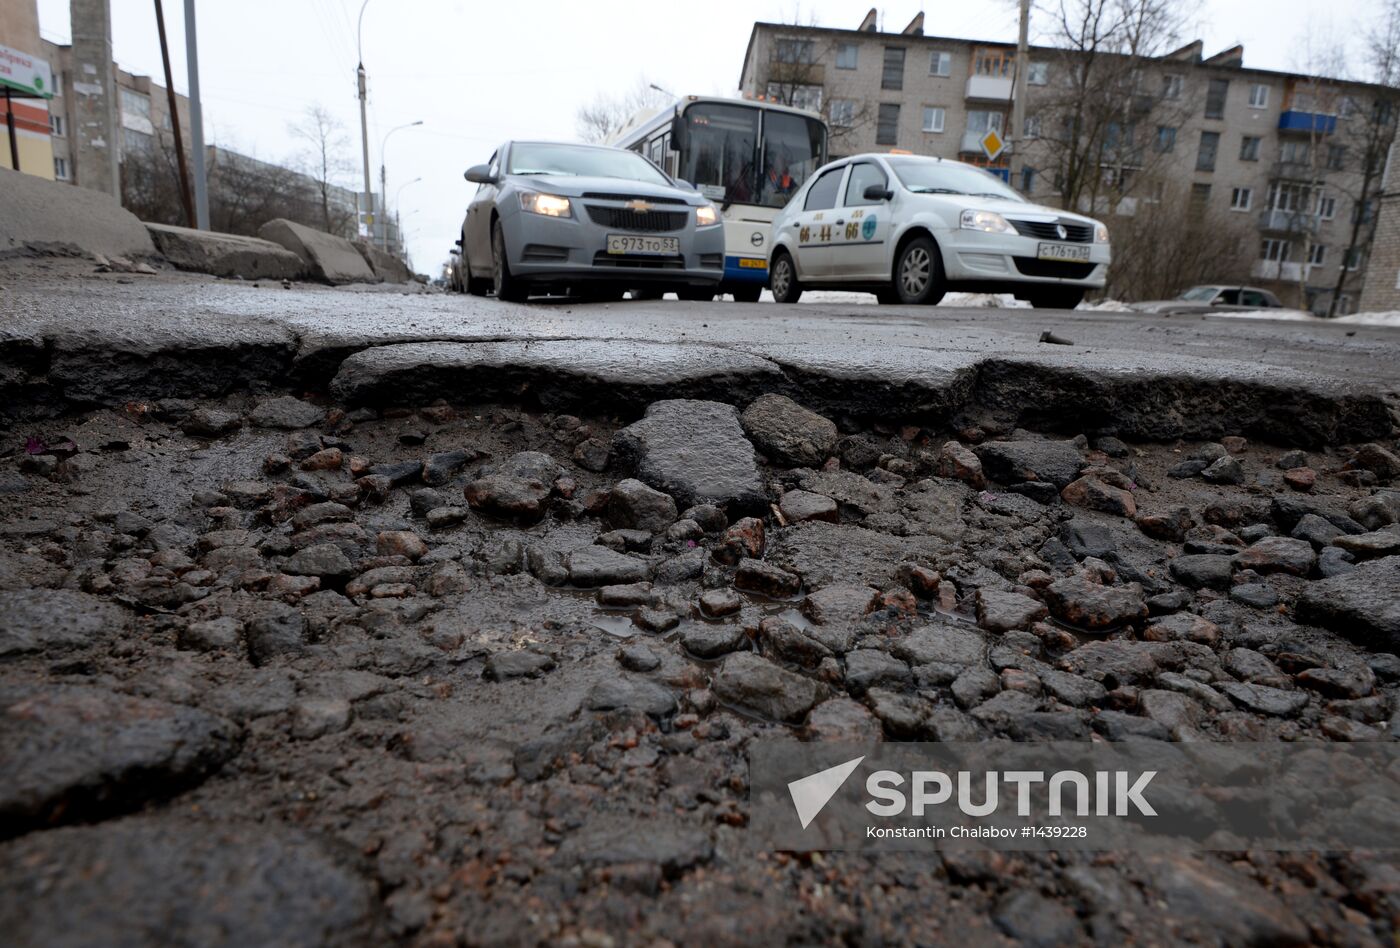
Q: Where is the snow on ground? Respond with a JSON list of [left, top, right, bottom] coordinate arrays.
[[1204, 308, 1400, 326], [1202, 308, 1320, 321], [1337, 310, 1400, 327]]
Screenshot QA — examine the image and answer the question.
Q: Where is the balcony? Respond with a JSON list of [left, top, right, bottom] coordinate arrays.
[[1258, 209, 1319, 234], [1251, 260, 1304, 282], [1278, 110, 1336, 135], [965, 75, 1014, 101]]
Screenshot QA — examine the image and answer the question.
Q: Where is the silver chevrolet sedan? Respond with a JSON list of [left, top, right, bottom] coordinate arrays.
[[459, 141, 725, 302]]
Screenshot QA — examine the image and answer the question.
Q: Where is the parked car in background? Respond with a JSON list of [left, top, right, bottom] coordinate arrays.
[[1131, 285, 1285, 314], [767, 153, 1110, 308], [458, 141, 724, 302]]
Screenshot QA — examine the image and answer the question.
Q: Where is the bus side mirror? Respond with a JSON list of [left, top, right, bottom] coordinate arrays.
[[670, 111, 686, 151], [864, 185, 894, 202], [465, 164, 496, 184]]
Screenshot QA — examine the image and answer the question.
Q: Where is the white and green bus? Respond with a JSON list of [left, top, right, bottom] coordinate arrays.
[[611, 95, 828, 301]]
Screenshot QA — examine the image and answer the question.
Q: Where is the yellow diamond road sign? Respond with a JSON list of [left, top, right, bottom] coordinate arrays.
[[980, 129, 1004, 160]]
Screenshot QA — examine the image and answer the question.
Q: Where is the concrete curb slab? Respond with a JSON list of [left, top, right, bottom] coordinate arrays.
[[0, 167, 155, 261], [146, 224, 305, 281], [353, 240, 412, 283], [257, 219, 375, 285]]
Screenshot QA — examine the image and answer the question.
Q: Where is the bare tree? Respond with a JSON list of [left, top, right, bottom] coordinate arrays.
[[1325, 0, 1400, 315], [756, 10, 875, 154], [289, 105, 355, 233], [1029, 0, 1198, 212], [575, 78, 672, 144], [1104, 177, 1256, 300]]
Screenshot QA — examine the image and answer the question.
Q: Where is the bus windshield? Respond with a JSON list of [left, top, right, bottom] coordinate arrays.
[[678, 102, 825, 208]]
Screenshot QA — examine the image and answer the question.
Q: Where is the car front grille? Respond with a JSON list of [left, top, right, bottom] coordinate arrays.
[[585, 206, 688, 231], [1007, 219, 1094, 243], [581, 192, 688, 205], [591, 252, 687, 269], [1012, 257, 1097, 279]]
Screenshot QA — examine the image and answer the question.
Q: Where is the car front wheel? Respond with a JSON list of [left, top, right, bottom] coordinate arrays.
[[491, 220, 528, 302], [1028, 288, 1085, 309], [769, 251, 802, 304], [893, 236, 945, 305]]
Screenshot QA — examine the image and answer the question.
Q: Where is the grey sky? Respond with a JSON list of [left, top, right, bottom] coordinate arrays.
[[36, 0, 1380, 273]]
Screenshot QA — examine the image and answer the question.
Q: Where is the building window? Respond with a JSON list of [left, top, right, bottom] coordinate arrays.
[[119, 87, 151, 118], [1189, 182, 1212, 214], [1326, 144, 1346, 170], [766, 82, 823, 113], [882, 47, 906, 90], [1267, 181, 1312, 212], [1027, 62, 1048, 85], [974, 49, 1013, 77], [829, 98, 856, 127], [876, 103, 900, 145], [1230, 187, 1252, 211], [1344, 247, 1363, 270], [835, 43, 858, 69], [1307, 244, 1326, 265], [1155, 126, 1176, 153], [773, 38, 815, 64], [1024, 115, 1041, 139], [922, 106, 945, 133], [1205, 78, 1229, 119], [1196, 130, 1220, 171], [1318, 193, 1336, 219], [966, 109, 1004, 138], [1280, 139, 1310, 165], [122, 127, 153, 154], [49, 114, 64, 136], [929, 50, 951, 76], [53, 156, 68, 179], [1021, 166, 1036, 193], [1162, 74, 1183, 99], [1240, 135, 1260, 161], [1261, 238, 1291, 262], [1248, 83, 1269, 109]]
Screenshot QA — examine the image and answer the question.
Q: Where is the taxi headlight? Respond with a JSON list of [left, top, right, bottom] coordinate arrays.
[[696, 203, 720, 227], [1094, 223, 1110, 243], [519, 191, 573, 218], [959, 209, 1014, 234]]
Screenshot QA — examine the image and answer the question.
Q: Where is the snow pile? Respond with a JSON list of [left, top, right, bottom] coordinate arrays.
[[1337, 311, 1400, 327], [1081, 299, 1133, 312], [1204, 308, 1319, 322], [941, 292, 1030, 308]]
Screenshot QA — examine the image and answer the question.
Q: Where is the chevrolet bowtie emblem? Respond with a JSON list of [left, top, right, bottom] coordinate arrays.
[[624, 200, 654, 212]]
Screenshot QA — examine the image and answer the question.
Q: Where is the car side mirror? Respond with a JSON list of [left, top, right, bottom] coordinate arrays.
[[465, 164, 496, 184], [864, 184, 894, 202]]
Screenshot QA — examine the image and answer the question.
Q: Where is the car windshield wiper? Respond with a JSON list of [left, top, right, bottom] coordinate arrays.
[[512, 170, 572, 176], [969, 192, 1015, 199], [908, 187, 966, 194]]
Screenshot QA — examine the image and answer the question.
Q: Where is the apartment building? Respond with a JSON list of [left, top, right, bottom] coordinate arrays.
[[739, 12, 1398, 313]]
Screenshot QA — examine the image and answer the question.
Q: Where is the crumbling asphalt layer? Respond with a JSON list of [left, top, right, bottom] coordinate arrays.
[[1, 261, 1400, 946]]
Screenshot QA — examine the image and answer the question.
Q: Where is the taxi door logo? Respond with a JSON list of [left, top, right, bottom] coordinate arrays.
[[861, 216, 877, 240]]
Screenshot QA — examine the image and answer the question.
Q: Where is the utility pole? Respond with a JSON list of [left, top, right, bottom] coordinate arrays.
[[154, 0, 194, 228], [357, 0, 373, 242], [1009, 0, 1030, 190], [183, 0, 209, 228]]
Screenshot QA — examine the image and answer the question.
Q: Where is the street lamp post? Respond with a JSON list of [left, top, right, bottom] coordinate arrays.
[[380, 121, 423, 250], [390, 178, 421, 255], [356, 0, 373, 241]]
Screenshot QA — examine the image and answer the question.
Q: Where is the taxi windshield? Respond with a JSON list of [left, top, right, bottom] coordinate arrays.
[[886, 158, 1024, 202], [1179, 286, 1221, 301]]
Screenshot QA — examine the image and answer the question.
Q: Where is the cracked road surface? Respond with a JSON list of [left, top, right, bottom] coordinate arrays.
[[1, 260, 1399, 946]]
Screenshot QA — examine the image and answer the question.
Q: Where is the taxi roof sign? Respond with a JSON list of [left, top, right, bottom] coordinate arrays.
[[980, 129, 1004, 160]]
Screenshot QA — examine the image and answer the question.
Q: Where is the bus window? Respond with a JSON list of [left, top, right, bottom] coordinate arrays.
[[679, 103, 759, 204], [760, 110, 825, 208]]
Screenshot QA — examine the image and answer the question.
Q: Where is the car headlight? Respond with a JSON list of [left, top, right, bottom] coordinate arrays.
[[1094, 223, 1110, 243], [696, 203, 720, 227], [519, 191, 573, 218], [960, 209, 1014, 234]]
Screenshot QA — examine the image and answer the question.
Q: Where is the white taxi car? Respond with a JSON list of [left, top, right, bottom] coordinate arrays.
[[768, 153, 1110, 308]]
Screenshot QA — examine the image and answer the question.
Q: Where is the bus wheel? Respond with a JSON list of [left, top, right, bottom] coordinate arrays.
[[769, 251, 802, 304], [731, 285, 762, 303]]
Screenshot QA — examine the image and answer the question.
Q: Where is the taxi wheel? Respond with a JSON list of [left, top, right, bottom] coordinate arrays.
[[1028, 288, 1085, 309], [491, 220, 528, 303], [769, 251, 802, 304], [894, 236, 946, 305], [731, 286, 762, 303]]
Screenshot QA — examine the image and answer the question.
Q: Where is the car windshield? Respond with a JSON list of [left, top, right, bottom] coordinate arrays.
[[506, 143, 671, 185], [1179, 286, 1220, 301], [886, 157, 1024, 202]]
